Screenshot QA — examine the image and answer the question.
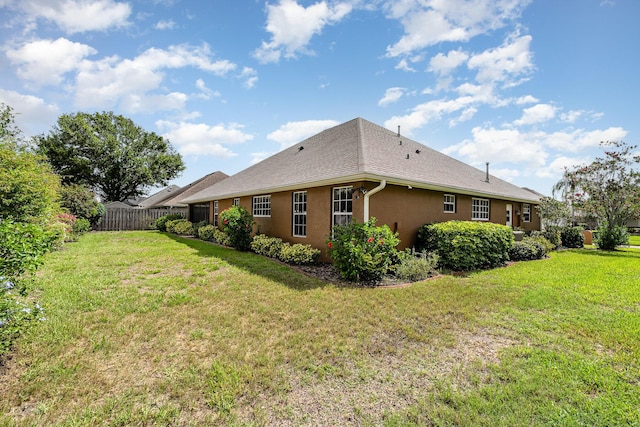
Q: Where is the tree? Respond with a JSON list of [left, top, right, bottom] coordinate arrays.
[[0, 104, 61, 225], [557, 140, 640, 249], [535, 196, 571, 229], [60, 183, 105, 227], [35, 111, 185, 202]]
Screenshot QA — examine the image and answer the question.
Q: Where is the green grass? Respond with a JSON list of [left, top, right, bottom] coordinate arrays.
[[1, 231, 639, 426], [629, 235, 640, 246]]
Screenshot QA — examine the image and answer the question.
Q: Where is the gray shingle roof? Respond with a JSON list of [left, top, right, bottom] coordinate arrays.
[[182, 118, 542, 204], [149, 171, 229, 207]]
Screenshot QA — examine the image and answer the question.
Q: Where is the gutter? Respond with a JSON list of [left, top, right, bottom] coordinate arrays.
[[363, 180, 386, 222]]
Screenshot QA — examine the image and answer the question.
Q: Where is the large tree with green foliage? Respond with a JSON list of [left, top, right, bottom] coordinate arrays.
[[35, 111, 185, 202], [556, 140, 640, 249]]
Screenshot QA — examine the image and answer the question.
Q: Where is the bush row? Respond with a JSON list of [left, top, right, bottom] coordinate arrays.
[[250, 235, 320, 265], [417, 221, 514, 271], [531, 225, 584, 249]]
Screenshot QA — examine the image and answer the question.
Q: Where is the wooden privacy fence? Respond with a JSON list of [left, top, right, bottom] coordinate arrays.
[[94, 207, 186, 231]]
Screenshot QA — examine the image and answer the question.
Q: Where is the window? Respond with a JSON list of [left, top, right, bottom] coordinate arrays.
[[332, 186, 352, 227], [253, 195, 271, 217], [444, 194, 456, 213], [190, 203, 210, 223], [213, 201, 218, 227], [233, 198, 240, 207], [293, 191, 307, 237], [523, 203, 531, 222], [472, 198, 490, 221]]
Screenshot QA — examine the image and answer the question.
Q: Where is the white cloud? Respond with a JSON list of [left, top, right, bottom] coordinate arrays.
[[74, 44, 236, 112], [514, 103, 557, 126], [0, 89, 59, 136], [250, 152, 274, 165], [155, 19, 176, 30], [6, 38, 96, 85], [253, 0, 352, 63], [19, 0, 131, 33], [428, 49, 469, 75], [267, 119, 340, 150], [378, 87, 405, 106], [385, 0, 531, 57], [395, 58, 416, 72], [239, 67, 258, 89], [194, 79, 221, 100], [156, 120, 253, 157], [535, 155, 590, 179], [467, 33, 534, 85], [515, 95, 538, 105], [384, 95, 477, 134], [541, 127, 628, 152], [444, 126, 548, 168]]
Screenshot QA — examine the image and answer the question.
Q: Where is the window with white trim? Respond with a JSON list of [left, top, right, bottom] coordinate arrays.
[[233, 198, 240, 207], [472, 198, 490, 221], [523, 203, 531, 222], [213, 200, 219, 227], [332, 186, 352, 227], [293, 191, 307, 237], [252, 195, 271, 217], [444, 194, 456, 213]]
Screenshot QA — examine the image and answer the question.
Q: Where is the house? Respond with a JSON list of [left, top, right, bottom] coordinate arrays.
[[146, 171, 229, 215], [135, 185, 181, 209], [182, 118, 542, 253]]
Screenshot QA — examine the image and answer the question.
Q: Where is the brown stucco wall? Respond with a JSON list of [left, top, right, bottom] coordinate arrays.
[[192, 181, 540, 257]]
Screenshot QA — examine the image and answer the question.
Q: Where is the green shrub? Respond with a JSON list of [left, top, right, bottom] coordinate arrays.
[[1, 277, 45, 356], [251, 235, 284, 258], [164, 219, 181, 233], [198, 224, 217, 241], [532, 226, 562, 248], [60, 184, 104, 227], [173, 220, 194, 236], [213, 229, 231, 246], [192, 220, 209, 236], [155, 213, 185, 232], [278, 243, 321, 265], [220, 206, 255, 251], [72, 218, 91, 236], [0, 220, 56, 278], [426, 221, 513, 271], [595, 223, 629, 250], [416, 223, 438, 252], [560, 226, 585, 248], [394, 250, 439, 282], [327, 218, 400, 284], [509, 236, 551, 261]]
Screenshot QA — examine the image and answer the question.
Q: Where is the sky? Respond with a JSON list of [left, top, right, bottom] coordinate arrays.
[[1, 0, 638, 197]]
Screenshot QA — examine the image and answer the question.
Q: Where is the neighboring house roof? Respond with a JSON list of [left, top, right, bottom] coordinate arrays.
[[104, 201, 134, 209], [148, 171, 229, 208], [136, 185, 181, 208], [183, 118, 543, 204]]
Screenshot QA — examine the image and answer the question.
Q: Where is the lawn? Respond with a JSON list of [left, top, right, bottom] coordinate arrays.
[[1, 231, 639, 426], [629, 235, 640, 246]]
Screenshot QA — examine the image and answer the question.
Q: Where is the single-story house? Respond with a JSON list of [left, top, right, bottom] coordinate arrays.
[[182, 117, 542, 253], [146, 171, 229, 211]]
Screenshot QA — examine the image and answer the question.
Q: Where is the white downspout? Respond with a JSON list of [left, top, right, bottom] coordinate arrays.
[[363, 180, 386, 222]]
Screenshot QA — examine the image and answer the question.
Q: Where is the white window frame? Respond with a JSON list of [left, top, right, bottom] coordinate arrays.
[[444, 194, 456, 213], [292, 191, 307, 237], [332, 186, 353, 228], [523, 203, 531, 223], [252, 195, 271, 217], [213, 200, 219, 227], [472, 198, 490, 221], [233, 198, 240, 207]]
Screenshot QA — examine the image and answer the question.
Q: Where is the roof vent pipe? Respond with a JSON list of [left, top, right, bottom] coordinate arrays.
[[364, 180, 386, 222], [397, 126, 401, 137], [485, 162, 490, 183]]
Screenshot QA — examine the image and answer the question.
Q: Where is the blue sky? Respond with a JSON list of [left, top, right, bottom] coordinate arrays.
[[1, 0, 637, 196]]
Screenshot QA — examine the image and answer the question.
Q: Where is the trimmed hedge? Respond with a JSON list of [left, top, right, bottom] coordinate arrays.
[[509, 236, 552, 261], [423, 221, 513, 271], [198, 224, 216, 241], [250, 234, 320, 265], [173, 220, 194, 236], [560, 226, 584, 248], [156, 213, 185, 232]]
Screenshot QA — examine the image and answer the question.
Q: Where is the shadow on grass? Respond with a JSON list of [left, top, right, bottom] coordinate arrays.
[[164, 233, 330, 291], [570, 247, 640, 259]]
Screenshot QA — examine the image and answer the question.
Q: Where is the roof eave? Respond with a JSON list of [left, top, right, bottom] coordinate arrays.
[[183, 172, 541, 204]]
